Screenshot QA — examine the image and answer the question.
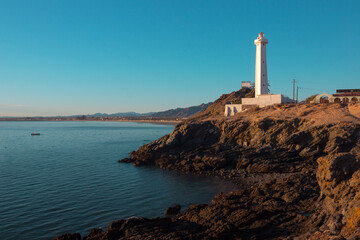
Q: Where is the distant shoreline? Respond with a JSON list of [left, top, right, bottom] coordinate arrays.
[[111, 119, 181, 125], [0, 118, 182, 126]]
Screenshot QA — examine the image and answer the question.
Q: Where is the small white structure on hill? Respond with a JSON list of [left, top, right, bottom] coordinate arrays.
[[241, 81, 252, 89], [225, 32, 293, 116]]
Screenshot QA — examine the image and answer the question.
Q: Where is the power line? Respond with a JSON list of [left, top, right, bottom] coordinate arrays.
[[297, 87, 324, 92]]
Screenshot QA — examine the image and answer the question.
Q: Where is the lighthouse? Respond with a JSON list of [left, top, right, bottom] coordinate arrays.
[[254, 32, 268, 97], [224, 32, 294, 116]]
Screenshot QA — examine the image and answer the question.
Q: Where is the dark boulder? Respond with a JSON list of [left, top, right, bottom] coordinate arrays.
[[165, 204, 181, 215]]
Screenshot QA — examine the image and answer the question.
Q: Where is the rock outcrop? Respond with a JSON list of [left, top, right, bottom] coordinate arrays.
[[56, 103, 360, 239], [164, 204, 181, 215], [120, 116, 360, 239]]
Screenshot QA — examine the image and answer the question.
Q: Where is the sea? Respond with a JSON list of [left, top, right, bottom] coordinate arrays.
[[0, 121, 236, 240]]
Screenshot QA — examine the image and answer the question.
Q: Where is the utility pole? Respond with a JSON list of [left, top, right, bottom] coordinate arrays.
[[292, 79, 296, 102], [296, 86, 299, 103]]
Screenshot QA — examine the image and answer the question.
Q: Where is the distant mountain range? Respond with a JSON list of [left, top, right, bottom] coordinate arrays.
[[86, 112, 153, 117], [85, 102, 212, 118], [0, 103, 212, 119]]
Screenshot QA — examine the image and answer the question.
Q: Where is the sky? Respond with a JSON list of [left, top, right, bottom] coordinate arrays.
[[0, 0, 359, 116]]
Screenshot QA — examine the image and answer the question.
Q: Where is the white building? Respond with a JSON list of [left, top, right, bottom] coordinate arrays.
[[225, 32, 293, 116], [241, 81, 252, 89], [310, 89, 360, 103]]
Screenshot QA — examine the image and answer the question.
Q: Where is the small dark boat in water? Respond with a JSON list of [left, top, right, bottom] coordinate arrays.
[[31, 133, 40, 136]]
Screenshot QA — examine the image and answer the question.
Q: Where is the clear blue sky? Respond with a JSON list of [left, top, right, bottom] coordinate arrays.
[[0, 0, 359, 116]]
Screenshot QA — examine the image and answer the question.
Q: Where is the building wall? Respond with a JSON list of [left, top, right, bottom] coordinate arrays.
[[328, 96, 360, 103], [242, 94, 284, 107], [224, 104, 243, 116]]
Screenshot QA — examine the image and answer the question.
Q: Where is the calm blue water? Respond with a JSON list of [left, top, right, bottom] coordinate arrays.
[[0, 121, 236, 240]]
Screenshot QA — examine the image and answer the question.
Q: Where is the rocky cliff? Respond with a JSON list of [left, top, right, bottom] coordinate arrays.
[[56, 103, 360, 240]]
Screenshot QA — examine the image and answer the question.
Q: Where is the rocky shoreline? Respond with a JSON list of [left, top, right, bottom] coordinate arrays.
[[56, 113, 360, 240]]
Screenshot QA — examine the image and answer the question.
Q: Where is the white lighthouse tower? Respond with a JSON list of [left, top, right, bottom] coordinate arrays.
[[224, 32, 294, 116], [254, 32, 268, 97]]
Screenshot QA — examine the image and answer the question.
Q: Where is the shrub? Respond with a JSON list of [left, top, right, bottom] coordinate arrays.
[[231, 99, 242, 104]]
